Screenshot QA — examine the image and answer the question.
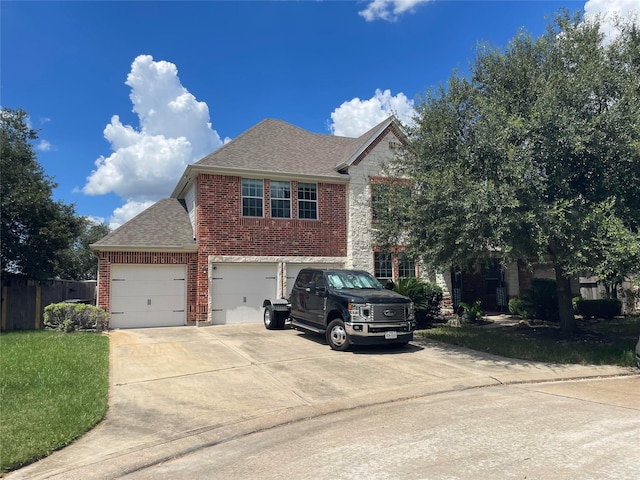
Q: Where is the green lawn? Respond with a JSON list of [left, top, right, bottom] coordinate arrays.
[[417, 315, 639, 367], [0, 331, 109, 473]]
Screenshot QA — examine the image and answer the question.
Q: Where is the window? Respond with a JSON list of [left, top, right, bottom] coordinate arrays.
[[371, 184, 388, 221], [294, 269, 313, 288], [298, 183, 317, 219], [374, 252, 393, 282], [327, 271, 383, 290], [311, 271, 325, 288], [398, 254, 416, 278], [242, 178, 263, 217], [371, 182, 411, 222], [270, 181, 291, 218]]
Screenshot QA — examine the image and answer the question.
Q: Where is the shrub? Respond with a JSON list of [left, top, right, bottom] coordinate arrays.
[[393, 278, 443, 328], [574, 298, 623, 319], [459, 300, 483, 322], [526, 278, 559, 321], [423, 281, 444, 319], [508, 297, 532, 319], [43, 303, 109, 332]]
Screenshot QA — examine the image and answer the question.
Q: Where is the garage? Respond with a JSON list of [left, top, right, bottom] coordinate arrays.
[[210, 263, 279, 325], [110, 265, 186, 329], [209, 262, 345, 325]]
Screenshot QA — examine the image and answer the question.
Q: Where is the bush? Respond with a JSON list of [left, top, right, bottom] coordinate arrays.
[[508, 297, 532, 319], [393, 278, 443, 328], [423, 281, 444, 319], [526, 278, 559, 321], [459, 300, 483, 322], [574, 298, 623, 319], [43, 303, 109, 332]]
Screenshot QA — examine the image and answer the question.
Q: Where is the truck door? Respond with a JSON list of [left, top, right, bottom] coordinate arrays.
[[290, 269, 312, 321], [305, 271, 326, 325]]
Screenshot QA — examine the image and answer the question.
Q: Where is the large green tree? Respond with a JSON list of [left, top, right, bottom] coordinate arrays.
[[379, 12, 640, 334], [55, 220, 110, 280], [1, 108, 85, 281]]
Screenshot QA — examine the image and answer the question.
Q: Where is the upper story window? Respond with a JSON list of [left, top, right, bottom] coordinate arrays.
[[242, 178, 263, 217], [371, 182, 411, 222], [270, 181, 291, 218], [298, 182, 317, 220], [371, 184, 388, 222]]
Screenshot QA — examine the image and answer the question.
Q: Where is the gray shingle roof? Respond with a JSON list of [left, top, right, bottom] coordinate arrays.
[[91, 198, 196, 251], [194, 118, 386, 177], [93, 117, 401, 251]]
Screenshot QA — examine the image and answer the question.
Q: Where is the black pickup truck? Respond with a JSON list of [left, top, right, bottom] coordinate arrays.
[[263, 268, 415, 351]]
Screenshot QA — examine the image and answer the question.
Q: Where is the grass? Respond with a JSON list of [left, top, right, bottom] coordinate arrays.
[[416, 315, 639, 367], [0, 330, 110, 474]]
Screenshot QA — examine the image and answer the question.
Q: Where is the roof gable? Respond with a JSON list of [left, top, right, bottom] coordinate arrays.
[[171, 116, 406, 197], [194, 119, 358, 178], [91, 198, 197, 251]]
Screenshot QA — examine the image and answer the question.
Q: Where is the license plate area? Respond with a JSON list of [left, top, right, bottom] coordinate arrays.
[[385, 331, 398, 340]]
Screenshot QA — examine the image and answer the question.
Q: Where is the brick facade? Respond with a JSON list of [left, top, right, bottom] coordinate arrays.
[[196, 174, 347, 257], [96, 251, 199, 322], [189, 174, 348, 322]]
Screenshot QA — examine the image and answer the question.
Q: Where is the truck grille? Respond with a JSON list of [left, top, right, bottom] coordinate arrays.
[[370, 304, 407, 323]]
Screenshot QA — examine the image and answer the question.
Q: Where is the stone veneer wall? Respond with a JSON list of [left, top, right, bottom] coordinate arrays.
[[346, 129, 398, 271]]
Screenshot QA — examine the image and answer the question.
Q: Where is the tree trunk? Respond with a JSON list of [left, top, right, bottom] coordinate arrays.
[[554, 266, 575, 336]]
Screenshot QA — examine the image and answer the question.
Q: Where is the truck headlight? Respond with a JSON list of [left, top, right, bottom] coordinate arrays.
[[348, 303, 370, 320]]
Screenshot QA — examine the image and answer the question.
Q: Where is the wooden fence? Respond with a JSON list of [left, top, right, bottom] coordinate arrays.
[[1, 275, 97, 331]]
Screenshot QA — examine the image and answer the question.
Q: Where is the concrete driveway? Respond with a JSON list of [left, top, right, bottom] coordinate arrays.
[[8, 323, 637, 480]]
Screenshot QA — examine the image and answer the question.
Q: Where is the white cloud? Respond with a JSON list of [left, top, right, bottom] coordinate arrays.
[[584, 0, 640, 42], [359, 0, 432, 22], [83, 55, 225, 226], [86, 215, 107, 226], [329, 88, 416, 137], [36, 139, 53, 152]]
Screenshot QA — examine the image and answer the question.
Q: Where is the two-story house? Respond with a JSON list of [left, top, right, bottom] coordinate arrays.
[[92, 116, 442, 328]]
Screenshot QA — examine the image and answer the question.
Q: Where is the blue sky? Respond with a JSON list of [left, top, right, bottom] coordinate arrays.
[[2, 0, 637, 228]]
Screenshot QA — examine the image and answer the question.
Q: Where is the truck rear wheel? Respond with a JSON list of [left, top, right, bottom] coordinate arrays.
[[326, 319, 350, 351], [264, 306, 277, 330], [264, 306, 285, 330]]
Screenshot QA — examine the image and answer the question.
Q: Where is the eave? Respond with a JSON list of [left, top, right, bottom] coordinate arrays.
[[171, 164, 349, 199]]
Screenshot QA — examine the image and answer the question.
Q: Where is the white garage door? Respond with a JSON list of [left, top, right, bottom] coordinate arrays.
[[110, 265, 186, 329], [285, 263, 343, 297], [210, 263, 278, 324]]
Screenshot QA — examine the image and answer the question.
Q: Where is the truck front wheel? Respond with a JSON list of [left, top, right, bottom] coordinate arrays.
[[327, 319, 350, 351]]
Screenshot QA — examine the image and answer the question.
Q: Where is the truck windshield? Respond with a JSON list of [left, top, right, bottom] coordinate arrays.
[[326, 272, 384, 290]]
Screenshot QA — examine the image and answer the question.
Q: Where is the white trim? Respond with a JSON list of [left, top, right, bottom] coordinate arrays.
[[91, 245, 197, 253], [336, 117, 394, 171], [208, 255, 346, 264], [172, 165, 348, 199]]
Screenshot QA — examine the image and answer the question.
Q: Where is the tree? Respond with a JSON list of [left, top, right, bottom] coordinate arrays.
[[1, 108, 85, 281], [55, 220, 111, 280], [582, 201, 640, 299], [379, 11, 640, 335]]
